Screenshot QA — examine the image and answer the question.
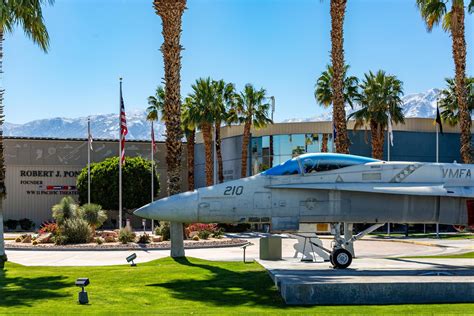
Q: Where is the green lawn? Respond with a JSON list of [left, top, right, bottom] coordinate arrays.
[[404, 251, 474, 259], [371, 233, 474, 240], [1, 257, 473, 315]]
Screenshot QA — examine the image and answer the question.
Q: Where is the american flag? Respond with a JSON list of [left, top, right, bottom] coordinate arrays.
[[151, 121, 157, 153], [120, 81, 128, 165]]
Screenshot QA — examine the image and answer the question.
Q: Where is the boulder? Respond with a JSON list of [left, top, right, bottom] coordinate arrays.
[[101, 231, 118, 239], [21, 235, 32, 243], [152, 236, 162, 242], [36, 233, 53, 244]]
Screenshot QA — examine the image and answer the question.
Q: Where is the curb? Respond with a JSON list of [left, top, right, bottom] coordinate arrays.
[[5, 240, 248, 252]]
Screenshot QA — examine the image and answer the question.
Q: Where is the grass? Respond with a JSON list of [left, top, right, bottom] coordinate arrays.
[[404, 251, 474, 259], [1, 257, 473, 315], [371, 233, 474, 240]]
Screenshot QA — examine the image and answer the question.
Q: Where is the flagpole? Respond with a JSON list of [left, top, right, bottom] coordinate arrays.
[[151, 121, 154, 234], [87, 117, 91, 205], [119, 78, 123, 230], [436, 124, 439, 163]]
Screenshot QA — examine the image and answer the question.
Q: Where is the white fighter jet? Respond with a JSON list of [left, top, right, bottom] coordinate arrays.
[[135, 153, 474, 268]]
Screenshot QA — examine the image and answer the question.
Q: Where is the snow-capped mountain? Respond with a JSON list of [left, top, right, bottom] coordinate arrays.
[[2, 89, 445, 139], [3, 109, 166, 141], [283, 88, 441, 123]]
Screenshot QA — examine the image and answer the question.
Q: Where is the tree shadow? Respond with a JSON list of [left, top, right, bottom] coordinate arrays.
[[0, 267, 69, 307], [146, 257, 286, 308]]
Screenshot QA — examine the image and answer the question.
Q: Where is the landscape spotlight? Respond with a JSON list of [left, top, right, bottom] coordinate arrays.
[[126, 253, 137, 267], [75, 278, 90, 304]]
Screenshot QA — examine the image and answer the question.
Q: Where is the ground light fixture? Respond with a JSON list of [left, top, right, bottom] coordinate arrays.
[[75, 278, 90, 304], [126, 253, 137, 266]]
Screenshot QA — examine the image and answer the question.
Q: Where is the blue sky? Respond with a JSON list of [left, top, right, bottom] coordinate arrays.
[[3, 0, 473, 124]]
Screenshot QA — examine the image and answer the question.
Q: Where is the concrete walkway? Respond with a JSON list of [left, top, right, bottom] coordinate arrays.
[[5, 234, 473, 266]]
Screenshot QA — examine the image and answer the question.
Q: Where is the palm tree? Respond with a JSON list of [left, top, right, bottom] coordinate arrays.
[[417, 0, 474, 163], [0, 0, 53, 269], [329, 0, 350, 154], [348, 71, 405, 160], [154, 0, 186, 258], [188, 78, 215, 186], [315, 64, 359, 152], [181, 97, 196, 191], [439, 77, 474, 126], [147, 85, 165, 121], [232, 84, 272, 178], [212, 79, 236, 183]]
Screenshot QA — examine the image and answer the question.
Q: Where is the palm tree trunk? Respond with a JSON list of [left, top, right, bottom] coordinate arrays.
[[370, 120, 384, 160], [451, 3, 471, 163], [241, 120, 252, 178], [321, 134, 328, 152], [330, 0, 349, 154], [154, 0, 186, 258], [202, 123, 214, 186], [215, 122, 224, 183], [0, 27, 6, 268], [186, 129, 195, 191]]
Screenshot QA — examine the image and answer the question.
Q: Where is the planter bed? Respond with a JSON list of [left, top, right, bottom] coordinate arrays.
[[5, 238, 248, 251]]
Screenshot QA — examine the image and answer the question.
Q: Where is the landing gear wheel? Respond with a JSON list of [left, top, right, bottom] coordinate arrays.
[[331, 248, 352, 269]]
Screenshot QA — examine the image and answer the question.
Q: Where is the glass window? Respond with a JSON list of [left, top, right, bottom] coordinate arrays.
[[299, 154, 379, 174], [306, 134, 320, 153], [273, 135, 281, 156], [279, 135, 292, 156], [262, 157, 301, 176]]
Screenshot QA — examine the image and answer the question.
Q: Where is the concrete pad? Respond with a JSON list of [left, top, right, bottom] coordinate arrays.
[[259, 257, 474, 305]]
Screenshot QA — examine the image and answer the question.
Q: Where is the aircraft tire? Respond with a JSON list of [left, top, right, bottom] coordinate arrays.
[[331, 248, 352, 269]]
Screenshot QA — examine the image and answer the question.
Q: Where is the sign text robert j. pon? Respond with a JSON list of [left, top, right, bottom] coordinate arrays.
[[20, 170, 81, 178]]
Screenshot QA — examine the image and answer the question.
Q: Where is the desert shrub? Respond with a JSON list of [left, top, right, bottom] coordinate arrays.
[[198, 230, 211, 240], [95, 237, 104, 245], [155, 221, 170, 241], [104, 235, 116, 243], [53, 234, 67, 245], [52, 197, 79, 225], [80, 203, 107, 232], [18, 218, 34, 231], [15, 237, 22, 243], [39, 222, 60, 236], [32, 240, 38, 246], [118, 228, 136, 244], [213, 228, 224, 239], [137, 233, 151, 244], [4, 219, 18, 230], [192, 235, 200, 241], [62, 218, 92, 244]]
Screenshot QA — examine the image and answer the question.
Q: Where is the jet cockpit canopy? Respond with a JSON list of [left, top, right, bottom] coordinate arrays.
[[261, 153, 379, 176]]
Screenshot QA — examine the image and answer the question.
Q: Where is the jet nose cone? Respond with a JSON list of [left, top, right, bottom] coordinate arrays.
[[134, 203, 153, 219], [134, 191, 199, 222]]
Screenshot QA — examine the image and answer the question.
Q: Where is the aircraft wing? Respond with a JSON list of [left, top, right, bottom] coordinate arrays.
[[266, 182, 474, 198]]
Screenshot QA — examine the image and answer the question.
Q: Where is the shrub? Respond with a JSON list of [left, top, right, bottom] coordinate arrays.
[[4, 219, 18, 230], [53, 234, 67, 245], [0, 254, 7, 269], [80, 203, 107, 232], [52, 197, 79, 225], [104, 235, 116, 243], [198, 230, 211, 240], [155, 222, 170, 241], [32, 240, 38, 246], [95, 237, 104, 245], [118, 228, 136, 244], [76, 157, 159, 210], [213, 228, 224, 239], [39, 222, 60, 236], [62, 218, 92, 244], [18, 218, 34, 231], [192, 235, 200, 241], [15, 237, 22, 243], [137, 233, 151, 244]]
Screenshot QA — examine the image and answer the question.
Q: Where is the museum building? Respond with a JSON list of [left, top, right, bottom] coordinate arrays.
[[2, 118, 469, 227]]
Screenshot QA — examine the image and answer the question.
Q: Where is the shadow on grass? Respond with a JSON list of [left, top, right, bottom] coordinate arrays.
[[146, 257, 285, 308], [0, 267, 69, 307]]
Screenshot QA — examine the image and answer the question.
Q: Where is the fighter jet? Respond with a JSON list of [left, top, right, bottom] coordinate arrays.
[[135, 153, 474, 268]]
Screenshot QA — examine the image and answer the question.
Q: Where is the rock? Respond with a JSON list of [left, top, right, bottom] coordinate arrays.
[[104, 235, 116, 243], [36, 233, 53, 244], [152, 236, 162, 242], [101, 231, 118, 239], [21, 235, 32, 243]]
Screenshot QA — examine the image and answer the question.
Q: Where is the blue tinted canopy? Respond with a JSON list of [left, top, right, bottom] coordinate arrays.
[[261, 153, 379, 176]]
